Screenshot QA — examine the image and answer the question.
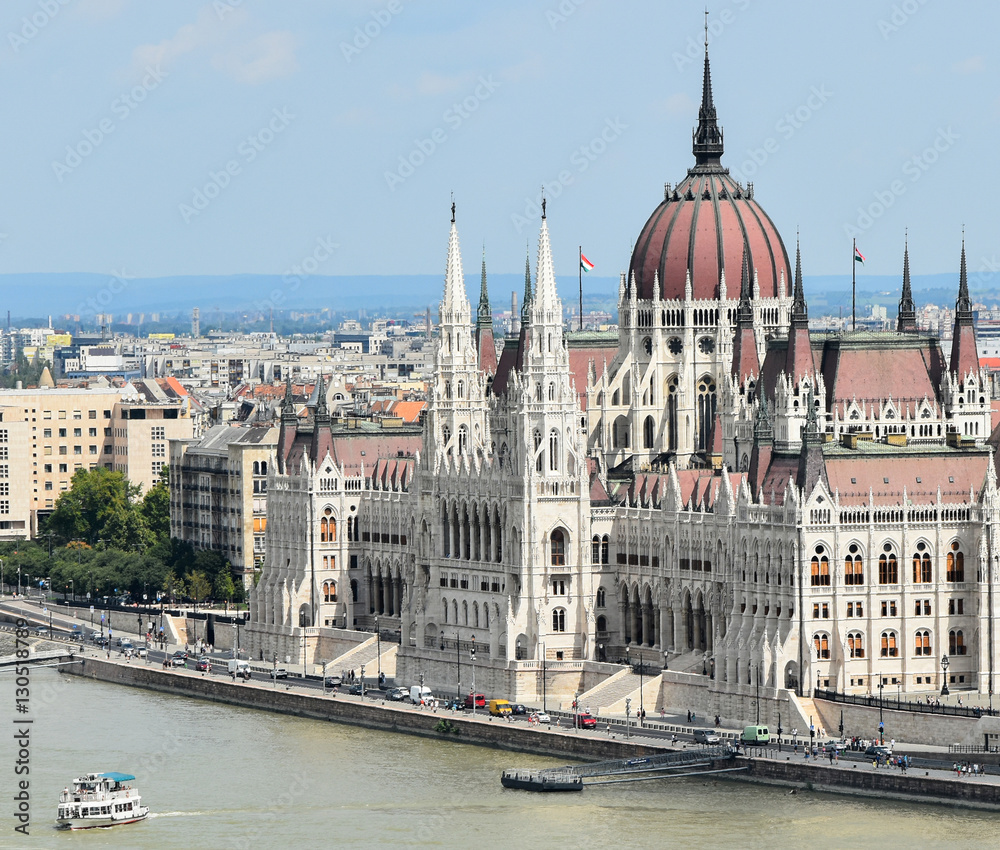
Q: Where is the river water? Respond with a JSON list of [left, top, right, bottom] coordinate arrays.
[[1, 667, 998, 849]]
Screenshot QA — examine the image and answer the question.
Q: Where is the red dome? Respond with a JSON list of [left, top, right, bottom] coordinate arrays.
[[628, 45, 790, 302], [629, 172, 790, 302]]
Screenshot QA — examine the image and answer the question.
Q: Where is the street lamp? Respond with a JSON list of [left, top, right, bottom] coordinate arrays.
[[626, 645, 644, 726], [755, 661, 761, 725], [360, 663, 366, 699], [624, 697, 631, 739], [941, 654, 950, 696], [663, 649, 668, 670], [470, 636, 476, 718], [877, 680, 885, 744], [376, 617, 382, 688]]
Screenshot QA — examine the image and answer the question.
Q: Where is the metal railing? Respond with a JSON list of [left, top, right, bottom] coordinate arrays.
[[815, 689, 999, 718]]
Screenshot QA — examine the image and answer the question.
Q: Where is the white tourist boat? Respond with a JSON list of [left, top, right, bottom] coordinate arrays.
[[56, 772, 149, 829]]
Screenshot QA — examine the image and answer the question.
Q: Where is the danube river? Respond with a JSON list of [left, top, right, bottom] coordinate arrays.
[[2, 667, 998, 848]]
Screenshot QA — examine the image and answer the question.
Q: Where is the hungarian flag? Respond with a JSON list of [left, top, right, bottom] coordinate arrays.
[[580, 253, 595, 273], [854, 246, 865, 264]]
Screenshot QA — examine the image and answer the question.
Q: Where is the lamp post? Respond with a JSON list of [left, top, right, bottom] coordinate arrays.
[[756, 662, 761, 725], [470, 636, 476, 718], [360, 663, 366, 700], [941, 654, 950, 696], [272, 652, 278, 689], [663, 649, 668, 670], [625, 697, 631, 739], [877, 680, 885, 744], [376, 617, 382, 688], [301, 629, 307, 679], [541, 642, 547, 712]]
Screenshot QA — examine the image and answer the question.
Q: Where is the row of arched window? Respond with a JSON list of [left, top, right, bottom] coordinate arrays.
[[442, 597, 492, 629], [814, 629, 966, 659], [811, 542, 965, 587], [320, 507, 337, 542]]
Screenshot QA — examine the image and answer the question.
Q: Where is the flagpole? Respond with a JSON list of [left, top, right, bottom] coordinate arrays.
[[578, 245, 583, 331], [852, 238, 856, 331]]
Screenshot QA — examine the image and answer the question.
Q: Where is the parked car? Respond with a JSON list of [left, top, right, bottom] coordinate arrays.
[[35, 626, 49, 636], [508, 703, 527, 715], [865, 744, 892, 758], [574, 713, 597, 729], [270, 667, 289, 679], [324, 676, 342, 689], [694, 729, 721, 745], [530, 712, 551, 724], [136, 645, 148, 658], [172, 650, 189, 660], [823, 740, 847, 753], [169, 655, 186, 667], [195, 658, 211, 672], [386, 687, 408, 701]]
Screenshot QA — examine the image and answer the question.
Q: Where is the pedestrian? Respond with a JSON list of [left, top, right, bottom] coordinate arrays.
[[606, 722, 612, 736], [828, 748, 834, 765], [687, 710, 692, 723]]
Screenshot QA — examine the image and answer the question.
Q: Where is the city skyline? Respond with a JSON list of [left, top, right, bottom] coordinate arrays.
[[0, 1, 996, 284]]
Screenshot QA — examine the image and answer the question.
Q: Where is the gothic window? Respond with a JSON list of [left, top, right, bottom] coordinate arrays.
[[813, 633, 830, 659], [442, 506, 451, 558], [698, 336, 715, 354], [643, 336, 652, 355], [458, 425, 468, 455], [443, 598, 448, 623], [596, 586, 606, 608], [534, 430, 543, 472], [878, 545, 898, 584], [880, 631, 898, 658], [810, 546, 830, 586], [550, 528, 566, 566], [844, 543, 863, 585], [601, 535, 609, 565], [914, 629, 931, 656], [912, 546, 931, 583], [613, 416, 629, 450], [946, 541, 965, 582], [949, 629, 966, 655], [696, 375, 717, 452], [592, 536, 601, 564], [442, 425, 451, 449], [548, 383, 555, 401], [847, 631, 864, 658], [444, 381, 452, 400], [643, 416, 654, 449], [552, 607, 566, 632], [536, 383, 543, 402], [668, 337, 682, 355], [666, 375, 679, 451], [322, 581, 337, 603], [549, 430, 559, 471]]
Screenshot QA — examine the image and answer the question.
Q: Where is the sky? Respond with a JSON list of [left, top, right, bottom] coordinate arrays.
[[0, 0, 997, 287]]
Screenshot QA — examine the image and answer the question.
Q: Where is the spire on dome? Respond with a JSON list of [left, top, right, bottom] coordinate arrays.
[[785, 235, 814, 382], [897, 231, 917, 332], [957, 235, 972, 316], [442, 201, 467, 311], [731, 241, 760, 384], [520, 248, 533, 326], [477, 245, 492, 330], [736, 241, 753, 324], [281, 372, 295, 419], [692, 17, 724, 168]]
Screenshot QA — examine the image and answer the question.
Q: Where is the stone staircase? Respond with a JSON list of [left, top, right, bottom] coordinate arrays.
[[564, 668, 634, 711], [667, 648, 709, 674], [603, 674, 663, 716], [788, 692, 823, 734], [322, 636, 397, 682]]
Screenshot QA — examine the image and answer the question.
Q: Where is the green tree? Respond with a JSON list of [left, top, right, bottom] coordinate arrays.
[[188, 570, 211, 606], [45, 467, 151, 549], [140, 471, 171, 541], [213, 568, 235, 603]]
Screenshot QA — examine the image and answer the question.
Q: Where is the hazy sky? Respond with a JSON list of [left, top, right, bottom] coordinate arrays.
[[0, 0, 996, 285]]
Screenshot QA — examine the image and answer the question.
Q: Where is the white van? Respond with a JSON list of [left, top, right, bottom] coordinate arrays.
[[228, 659, 251, 679], [410, 685, 434, 706]]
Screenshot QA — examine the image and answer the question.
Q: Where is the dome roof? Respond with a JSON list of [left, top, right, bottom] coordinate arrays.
[[628, 47, 790, 303]]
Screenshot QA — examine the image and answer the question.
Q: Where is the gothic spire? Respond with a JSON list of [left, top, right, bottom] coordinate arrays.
[[314, 373, 328, 419], [737, 241, 753, 325], [692, 18, 724, 168], [520, 247, 533, 326], [477, 245, 492, 330], [791, 233, 807, 323], [950, 234, 979, 377], [281, 372, 295, 419], [442, 200, 467, 312], [534, 209, 559, 312], [897, 232, 917, 332], [957, 236, 971, 316]]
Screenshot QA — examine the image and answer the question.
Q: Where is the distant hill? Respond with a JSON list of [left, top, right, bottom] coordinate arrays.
[[0, 271, 995, 323]]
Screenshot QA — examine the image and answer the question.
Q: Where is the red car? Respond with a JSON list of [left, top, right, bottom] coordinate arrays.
[[574, 713, 597, 729], [195, 658, 211, 672]]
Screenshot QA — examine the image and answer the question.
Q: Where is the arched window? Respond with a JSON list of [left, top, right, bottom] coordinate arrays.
[[912, 544, 931, 583], [323, 581, 337, 603], [601, 535, 609, 565], [534, 430, 543, 473], [696, 375, 717, 451], [442, 425, 451, 448], [643, 415, 654, 449], [548, 382, 555, 401], [457, 380, 464, 399], [878, 547, 899, 584], [457, 425, 468, 455], [320, 517, 329, 542], [550, 529, 566, 566], [261, 461, 267, 475], [844, 543, 863, 585], [810, 547, 830, 586], [949, 629, 966, 655], [443, 598, 449, 623], [592, 536, 601, 564], [444, 381, 452, 400], [253, 461, 260, 475], [880, 631, 898, 658], [914, 629, 931, 656], [552, 608, 566, 632], [473, 602, 480, 628], [946, 542, 965, 582], [666, 375, 679, 451], [350, 579, 358, 602], [813, 633, 830, 659], [596, 586, 606, 608], [549, 430, 558, 471], [462, 601, 469, 626], [847, 631, 864, 658]]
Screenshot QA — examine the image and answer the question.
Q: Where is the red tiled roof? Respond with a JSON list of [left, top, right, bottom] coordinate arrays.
[[568, 346, 616, 411], [823, 347, 940, 407], [826, 453, 988, 506]]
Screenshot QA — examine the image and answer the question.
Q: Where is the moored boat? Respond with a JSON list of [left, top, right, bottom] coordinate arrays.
[[500, 768, 583, 791], [56, 772, 149, 829]]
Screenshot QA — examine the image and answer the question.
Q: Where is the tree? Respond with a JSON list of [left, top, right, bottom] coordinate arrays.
[[188, 571, 211, 606], [213, 568, 235, 604], [140, 471, 170, 541], [45, 467, 151, 549]]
